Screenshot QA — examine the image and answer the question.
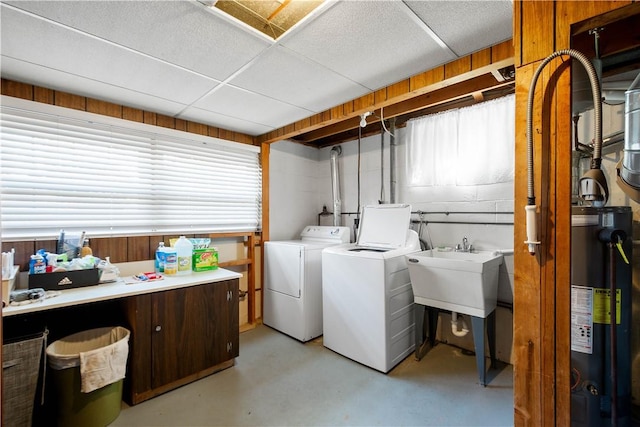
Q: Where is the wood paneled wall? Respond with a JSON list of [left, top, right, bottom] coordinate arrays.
[[6, 234, 204, 272], [0, 79, 256, 146], [513, 1, 633, 425]]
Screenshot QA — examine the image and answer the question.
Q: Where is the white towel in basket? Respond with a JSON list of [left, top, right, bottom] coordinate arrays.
[[79, 336, 129, 393]]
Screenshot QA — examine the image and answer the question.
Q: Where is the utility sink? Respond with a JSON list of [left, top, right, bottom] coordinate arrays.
[[406, 250, 504, 318]]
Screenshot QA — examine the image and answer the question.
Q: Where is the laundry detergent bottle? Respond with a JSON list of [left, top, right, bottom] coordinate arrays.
[[174, 236, 193, 275]]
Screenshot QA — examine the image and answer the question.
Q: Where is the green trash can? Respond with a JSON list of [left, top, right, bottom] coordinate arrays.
[[46, 326, 130, 427]]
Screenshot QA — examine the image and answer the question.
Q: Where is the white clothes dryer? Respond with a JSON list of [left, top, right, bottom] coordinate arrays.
[[264, 225, 350, 342], [322, 204, 420, 373]]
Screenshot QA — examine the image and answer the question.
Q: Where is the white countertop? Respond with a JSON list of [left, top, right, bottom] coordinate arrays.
[[2, 268, 242, 317]]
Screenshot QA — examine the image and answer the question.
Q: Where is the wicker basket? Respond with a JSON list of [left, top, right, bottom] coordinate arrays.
[[2, 334, 44, 427]]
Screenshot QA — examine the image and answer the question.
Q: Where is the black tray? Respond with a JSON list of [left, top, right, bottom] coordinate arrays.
[[28, 268, 100, 291]]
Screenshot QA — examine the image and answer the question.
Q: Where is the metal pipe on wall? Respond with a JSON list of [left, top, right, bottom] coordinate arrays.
[[318, 210, 515, 227], [390, 118, 396, 204], [330, 146, 342, 226], [380, 131, 385, 203]]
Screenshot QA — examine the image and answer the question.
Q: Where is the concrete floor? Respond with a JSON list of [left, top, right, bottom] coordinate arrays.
[[111, 325, 514, 426]]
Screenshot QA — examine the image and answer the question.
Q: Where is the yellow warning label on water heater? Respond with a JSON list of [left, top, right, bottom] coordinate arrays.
[[593, 288, 621, 324]]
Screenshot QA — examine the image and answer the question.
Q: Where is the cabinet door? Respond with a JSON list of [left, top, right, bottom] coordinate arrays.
[[214, 279, 239, 361], [121, 293, 153, 402], [151, 280, 239, 388]]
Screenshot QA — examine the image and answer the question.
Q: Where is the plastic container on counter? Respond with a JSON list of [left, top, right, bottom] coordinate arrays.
[[155, 241, 166, 273], [174, 236, 193, 275], [164, 247, 178, 275], [29, 254, 46, 274]]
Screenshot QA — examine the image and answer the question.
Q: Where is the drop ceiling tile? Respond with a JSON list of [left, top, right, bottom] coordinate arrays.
[[178, 106, 274, 136], [405, 0, 512, 57], [229, 45, 370, 112], [1, 0, 515, 139], [1, 7, 220, 105], [0, 56, 188, 117], [3, 0, 271, 80], [192, 85, 314, 128], [281, 1, 456, 91]]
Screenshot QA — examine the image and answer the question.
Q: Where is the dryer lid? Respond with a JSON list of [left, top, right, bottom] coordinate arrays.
[[355, 204, 412, 250]]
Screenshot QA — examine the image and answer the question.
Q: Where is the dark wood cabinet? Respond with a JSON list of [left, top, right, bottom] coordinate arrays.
[[122, 279, 239, 405]]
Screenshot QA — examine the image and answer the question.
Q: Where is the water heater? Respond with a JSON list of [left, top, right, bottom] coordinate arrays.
[[571, 206, 632, 426]]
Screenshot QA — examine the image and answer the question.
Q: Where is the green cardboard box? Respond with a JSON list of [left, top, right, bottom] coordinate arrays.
[[193, 248, 218, 271]]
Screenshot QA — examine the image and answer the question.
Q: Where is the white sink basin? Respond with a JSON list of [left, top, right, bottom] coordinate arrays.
[[406, 250, 503, 318]]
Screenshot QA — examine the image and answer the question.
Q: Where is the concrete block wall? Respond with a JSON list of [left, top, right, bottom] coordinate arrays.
[[270, 128, 515, 364]]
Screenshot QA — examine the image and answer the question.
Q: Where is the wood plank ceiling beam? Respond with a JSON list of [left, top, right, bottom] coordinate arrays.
[[294, 73, 514, 144]]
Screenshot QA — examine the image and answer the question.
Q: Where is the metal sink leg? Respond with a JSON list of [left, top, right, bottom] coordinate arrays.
[[414, 304, 439, 360], [471, 310, 497, 386]]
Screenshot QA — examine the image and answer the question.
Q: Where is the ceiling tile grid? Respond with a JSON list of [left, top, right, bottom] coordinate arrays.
[[0, 0, 514, 138], [280, 0, 457, 91], [3, 0, 272, 81], [189, 84, 314, 129], [0, 6, 221, 106], [0, 56, 191, 117], [405, 0, 513, 57], [227, 44, 371, 112]]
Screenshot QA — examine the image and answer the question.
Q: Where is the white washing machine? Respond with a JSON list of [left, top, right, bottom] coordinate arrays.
[[263, 225, 350, 342], [322, 204, 420, 373]]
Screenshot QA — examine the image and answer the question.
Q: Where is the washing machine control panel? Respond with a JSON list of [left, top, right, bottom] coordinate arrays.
[[300, 226, 350, 243]]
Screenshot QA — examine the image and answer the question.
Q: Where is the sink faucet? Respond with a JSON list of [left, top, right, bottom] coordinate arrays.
[[455, 236, 473, 252]]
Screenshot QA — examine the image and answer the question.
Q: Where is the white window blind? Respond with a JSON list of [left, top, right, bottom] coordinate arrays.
[[0, 96, 262, 240]]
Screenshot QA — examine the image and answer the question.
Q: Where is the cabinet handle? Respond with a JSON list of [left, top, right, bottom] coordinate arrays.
[[227, 290, 232, 301], [227, 342, 232, 352], [155, 325, 162, 332]]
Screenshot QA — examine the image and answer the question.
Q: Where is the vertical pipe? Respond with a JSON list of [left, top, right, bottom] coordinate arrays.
[[609, 242, 618, 426], [389, 118, 396, 204], [330, 146, 342, 226], [380, 131, 385, 203]]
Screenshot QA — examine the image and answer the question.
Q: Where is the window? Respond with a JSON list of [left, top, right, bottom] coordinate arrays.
[[406, 94, 514, 187], [0, 96, 262, 240]]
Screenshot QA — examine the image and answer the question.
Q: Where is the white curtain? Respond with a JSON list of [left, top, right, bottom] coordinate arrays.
[[406, 94, 514, 187], [406, 110, 458, 186]]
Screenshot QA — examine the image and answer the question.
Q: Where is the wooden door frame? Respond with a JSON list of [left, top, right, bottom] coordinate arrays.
[[513, 1, 635, 425]]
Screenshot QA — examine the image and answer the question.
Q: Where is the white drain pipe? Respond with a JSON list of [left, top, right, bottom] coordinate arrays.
[[451, 312, 469, 337], [389, 118, 396, 204], [330, 146, 342, 226]]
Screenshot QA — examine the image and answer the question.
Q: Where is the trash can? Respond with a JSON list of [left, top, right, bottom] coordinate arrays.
[[46, 326, 130, 427]]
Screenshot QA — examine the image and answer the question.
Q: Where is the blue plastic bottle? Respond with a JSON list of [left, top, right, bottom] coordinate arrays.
[[155, 242, 166, 273]]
